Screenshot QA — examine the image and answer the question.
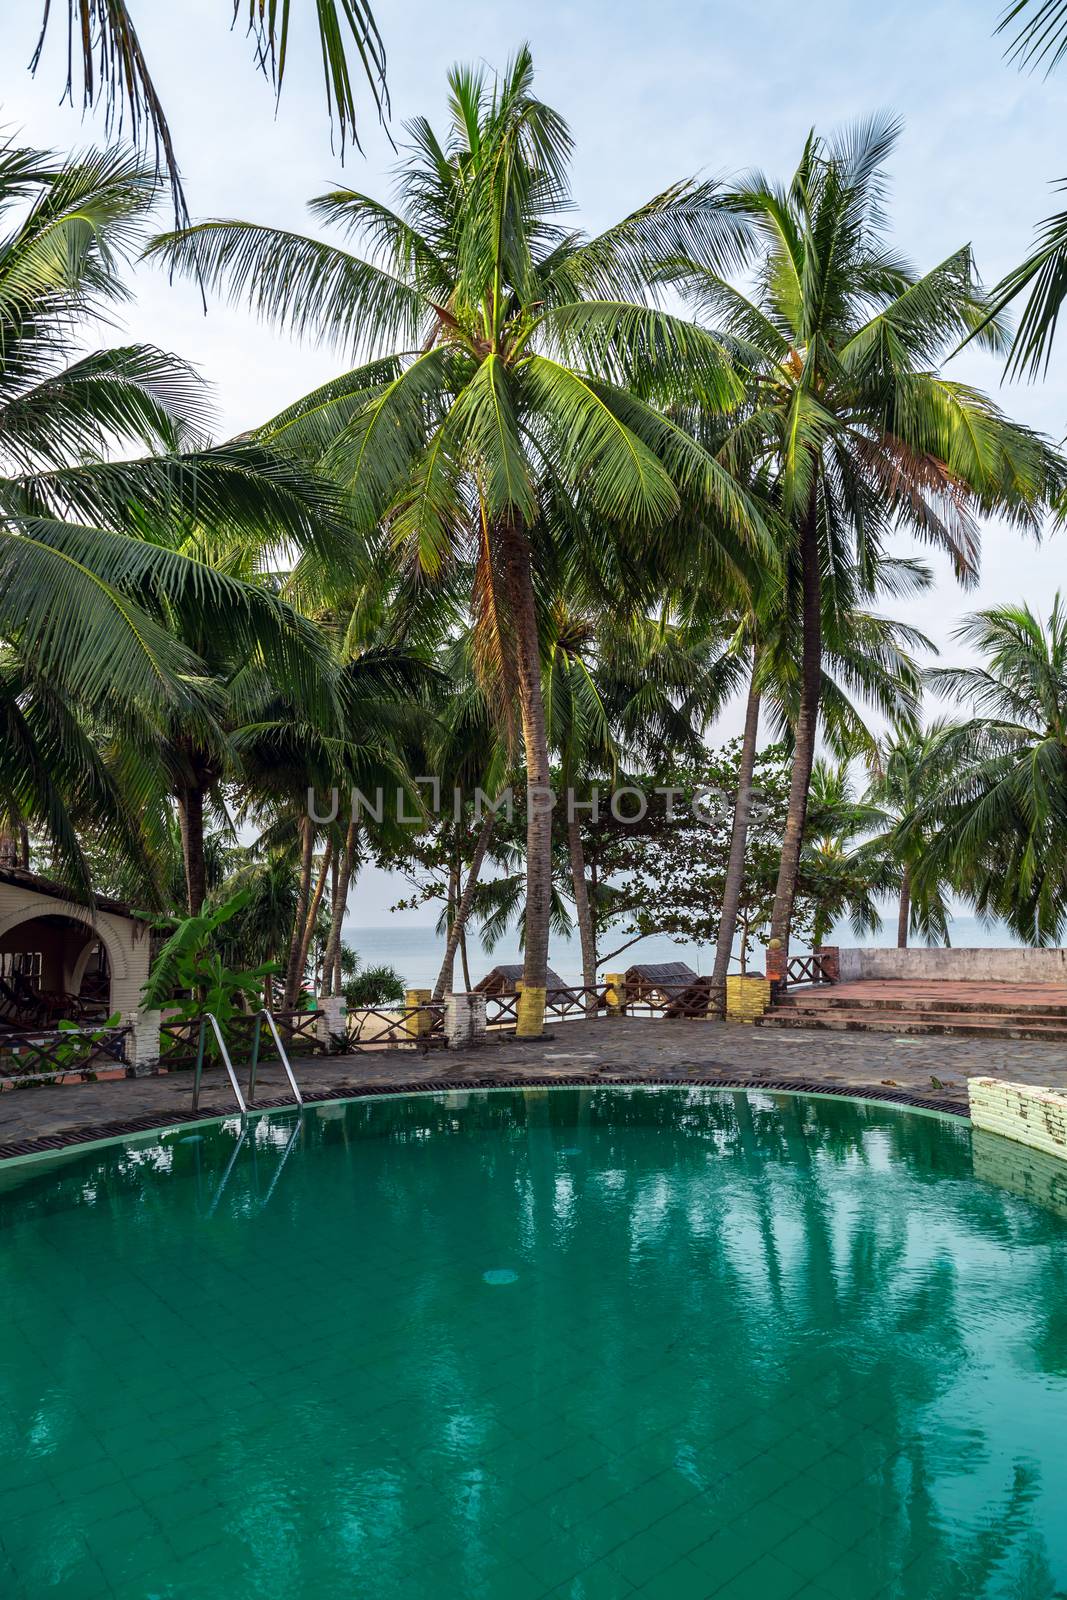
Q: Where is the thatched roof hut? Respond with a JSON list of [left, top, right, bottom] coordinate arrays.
[[623, 960, 698, 991], [474, 963, 566, 995]]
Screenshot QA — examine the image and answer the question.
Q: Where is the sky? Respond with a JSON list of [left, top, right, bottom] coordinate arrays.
[[5, 0, 1067, 926]]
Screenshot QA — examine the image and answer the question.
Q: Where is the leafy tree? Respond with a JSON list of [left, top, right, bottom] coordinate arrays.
[[543, 604, 742, 997], [151, 46, 768, 1034], [584, 743, 794, 972], [141, 890, 276, 1037], [342, 949, 405, 1008]]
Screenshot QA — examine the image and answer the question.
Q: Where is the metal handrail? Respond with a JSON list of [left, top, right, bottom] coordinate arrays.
[[247, 1010, 304, 1107], [192, 1012, 247, 1115]]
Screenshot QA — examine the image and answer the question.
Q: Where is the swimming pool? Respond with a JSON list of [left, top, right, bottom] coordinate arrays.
[[1, 1087, 1065, 1599]]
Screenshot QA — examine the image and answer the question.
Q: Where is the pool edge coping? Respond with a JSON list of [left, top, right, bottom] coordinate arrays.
[[0, 1073, 968, 1167]]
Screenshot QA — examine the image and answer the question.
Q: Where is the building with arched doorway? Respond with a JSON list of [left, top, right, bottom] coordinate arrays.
[[0, 867, 152, 1029]]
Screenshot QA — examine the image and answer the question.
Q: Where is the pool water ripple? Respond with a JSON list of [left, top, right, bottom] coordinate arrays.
[[1, 1087, 1065, 1599]]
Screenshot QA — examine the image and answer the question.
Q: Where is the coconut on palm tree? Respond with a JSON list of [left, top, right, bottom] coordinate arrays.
[[673, 115, 1063, 959], [151, 46, 768, 1034]]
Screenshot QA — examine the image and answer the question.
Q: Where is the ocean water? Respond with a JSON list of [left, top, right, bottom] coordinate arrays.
[[342, 912, 1028, 990], [341, 922, 712, 991]]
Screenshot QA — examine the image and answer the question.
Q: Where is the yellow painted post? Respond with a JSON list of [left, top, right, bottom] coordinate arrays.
[[725, 975, 771, 1023], [604, 973, 627, 1016], [404, 988, 432, 1038], [516, 984, 546, 1038]]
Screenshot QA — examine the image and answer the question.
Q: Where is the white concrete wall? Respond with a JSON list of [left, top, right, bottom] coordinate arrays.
[[837, 947, 1067, 983], [972, 1128, 1067, 1219]]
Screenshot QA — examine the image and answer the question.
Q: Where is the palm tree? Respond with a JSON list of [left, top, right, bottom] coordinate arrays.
[[543, 604, 743, 999], [151, 47, 766, 1034], [425, 637, 511, 1002], [798, 758, 895, 948], [675, 115, 1062, 958], [983, 1, 1067, 380], [235, 640, 432, 1001], [997, 0, 1067, 71], [0, 141, 349, 895], [28, 1, 388, 231], [699, 550, 932, 1004], [862, 724, 954, 947], [984, 192, 1067, 381], [916, 600, 1067, 944]]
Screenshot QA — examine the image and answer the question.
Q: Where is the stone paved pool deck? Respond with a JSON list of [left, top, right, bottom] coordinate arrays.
[[4, 1015, 1067, 1159]]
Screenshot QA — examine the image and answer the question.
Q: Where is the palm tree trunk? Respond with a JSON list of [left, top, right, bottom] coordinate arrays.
[[323, 820, 358, 997], [176, 782, 207, 915], [439, 862, 460, 996], [897, 866, 911, 949], [567, 807, 598, 1015], [432, 811, 495, 1001], [710, 657, 761, 1014], [284, 818, 315, 1007], [770, 497, 822, 956], [329, 849, 339, 971], [294, 839, 333, 997], [460, 929, 472, 992], [498, 516, 552, 1037]]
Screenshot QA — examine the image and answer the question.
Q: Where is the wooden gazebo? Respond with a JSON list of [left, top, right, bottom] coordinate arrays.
[[474, 963, 566, 995], [623, 960, 698, 998]]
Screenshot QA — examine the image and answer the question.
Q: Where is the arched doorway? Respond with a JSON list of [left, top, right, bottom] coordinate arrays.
[[0, 914, 112, 1027]]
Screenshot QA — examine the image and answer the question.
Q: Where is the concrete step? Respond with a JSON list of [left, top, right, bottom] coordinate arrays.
[[756, 1009, 1067, 1041], [777, 990, 1067, 1018]]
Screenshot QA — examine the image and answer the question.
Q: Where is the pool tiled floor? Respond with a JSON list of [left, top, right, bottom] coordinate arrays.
[[2, 1089, 1066, 1598]]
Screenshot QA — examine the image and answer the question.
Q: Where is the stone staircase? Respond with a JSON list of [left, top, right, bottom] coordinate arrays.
[[755, 979, 1067, 1042]]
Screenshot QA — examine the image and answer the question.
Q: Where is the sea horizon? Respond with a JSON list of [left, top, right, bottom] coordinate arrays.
[[341, 912, 1033, 991]]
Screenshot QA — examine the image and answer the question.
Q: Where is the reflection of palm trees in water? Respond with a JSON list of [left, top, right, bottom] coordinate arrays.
[[310, 1088, 1067, 1596], [2, 1089, 1065, 1597]]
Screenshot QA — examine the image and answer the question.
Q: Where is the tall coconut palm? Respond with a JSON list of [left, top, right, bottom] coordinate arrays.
[[675, 115, 1062, 958], [915, 600, 1067, 944], [693, 547, 932, 1004], [151, 47, 766, 1033]]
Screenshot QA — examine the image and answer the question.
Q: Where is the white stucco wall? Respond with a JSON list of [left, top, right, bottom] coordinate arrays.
[[837, 947, 1067, 983], [0, 881, 151, 1021]]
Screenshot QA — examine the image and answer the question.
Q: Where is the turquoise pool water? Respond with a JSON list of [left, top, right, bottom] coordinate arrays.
[[1, 1087, 1066, 1599]]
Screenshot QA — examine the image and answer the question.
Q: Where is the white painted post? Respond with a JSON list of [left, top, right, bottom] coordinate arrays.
[[445, 992, 487, 1050], [315, 996, 348, 1051], [129, 1008, 161, 1076]]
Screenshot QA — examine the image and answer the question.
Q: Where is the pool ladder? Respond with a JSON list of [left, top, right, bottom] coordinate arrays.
[[192, 1010, 304, 1114]]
